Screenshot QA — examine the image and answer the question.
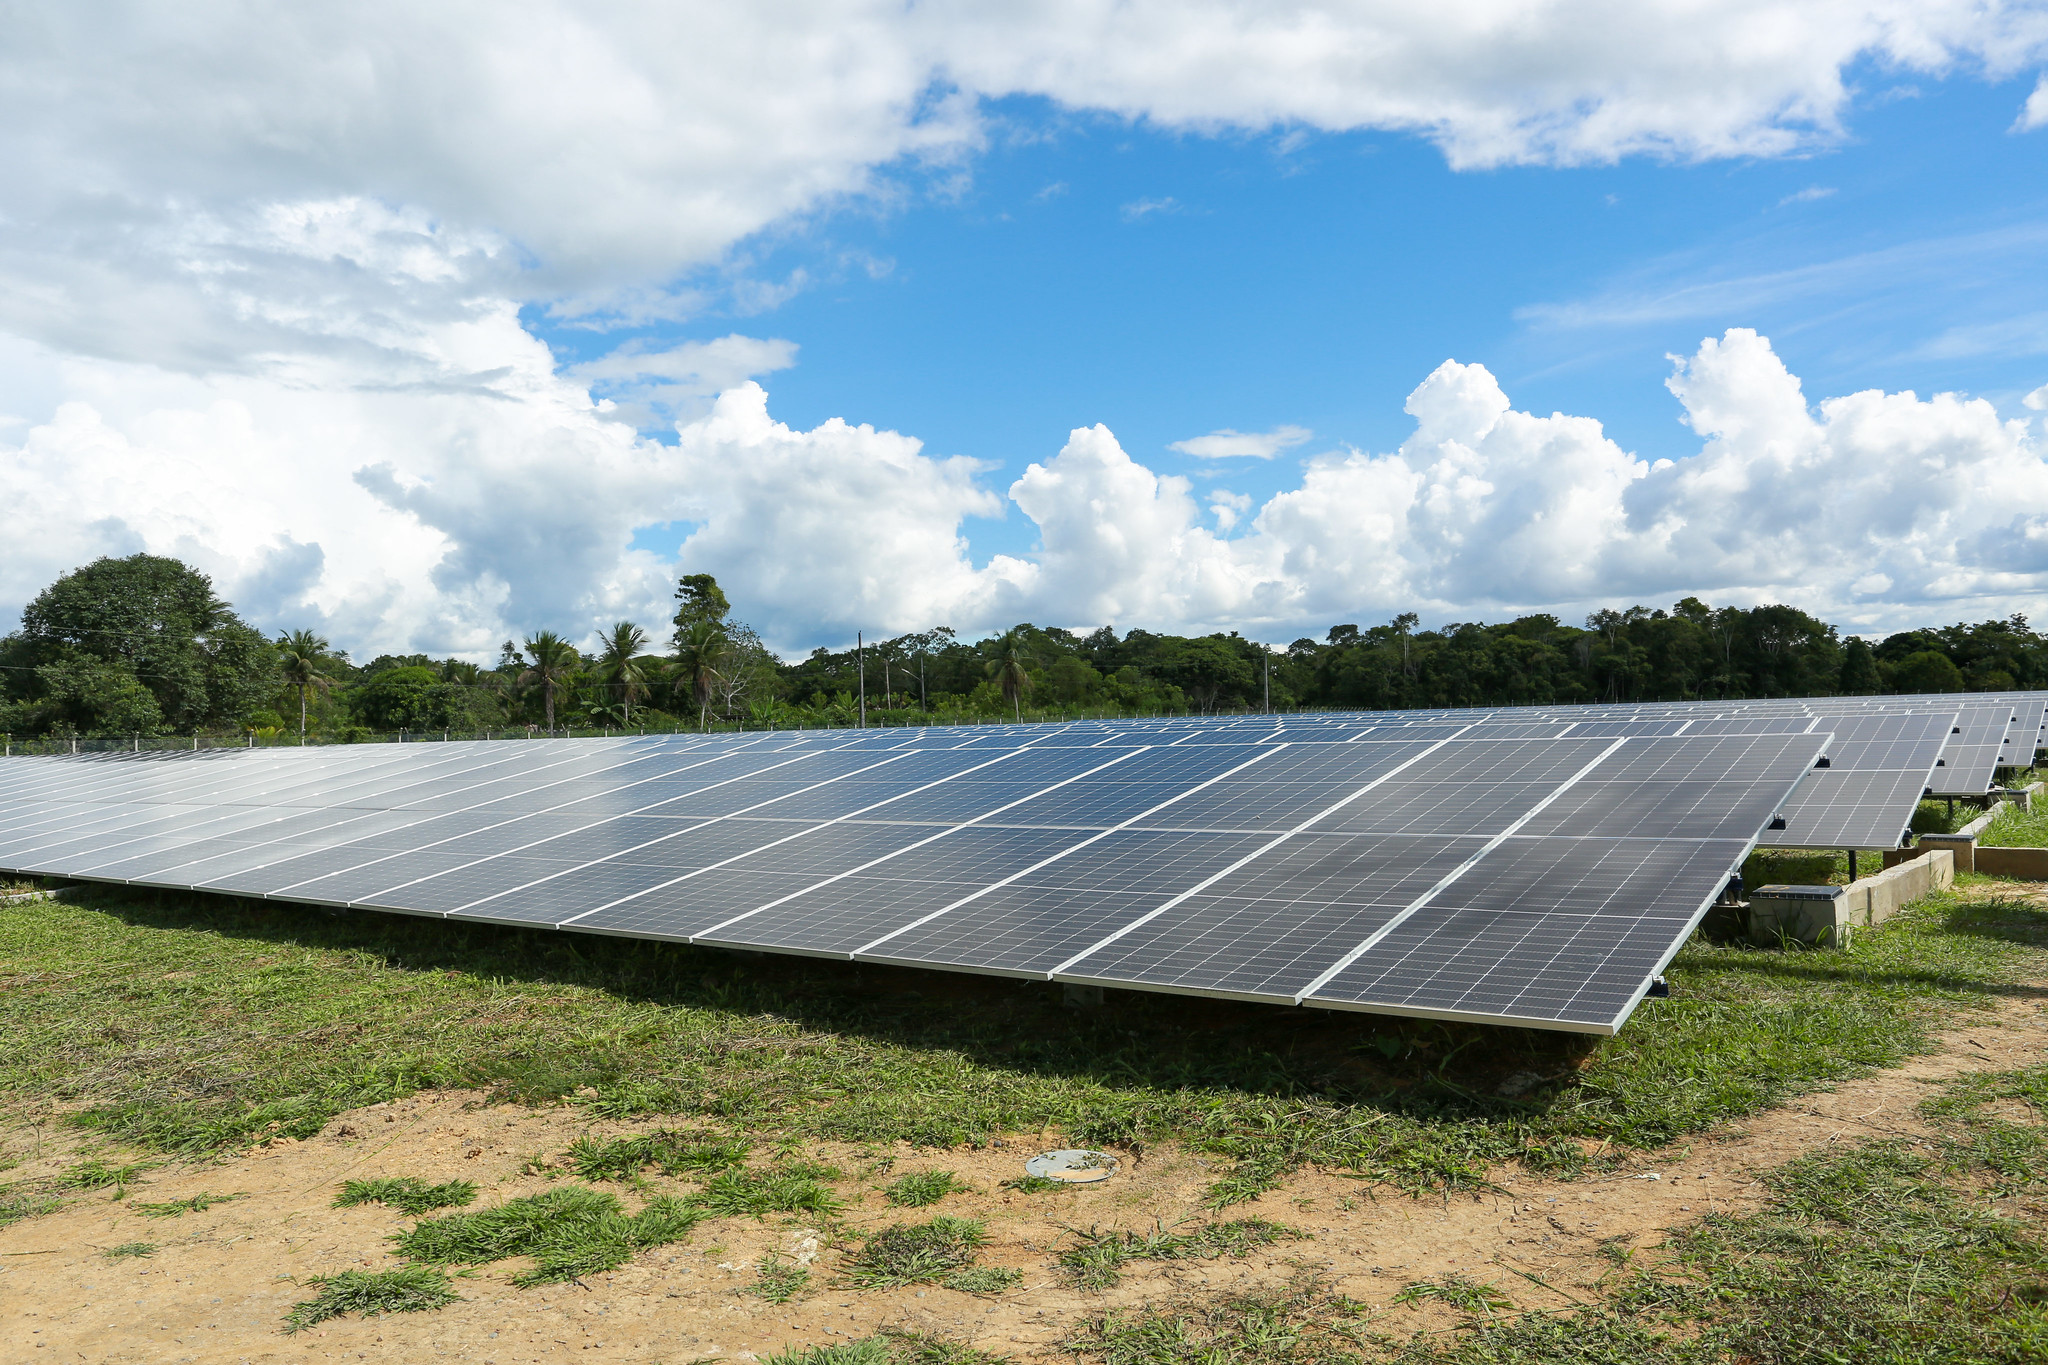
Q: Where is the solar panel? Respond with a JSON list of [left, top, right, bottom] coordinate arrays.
[[1768, 710, 1956, 849], [1927, 704, 2015, 796]]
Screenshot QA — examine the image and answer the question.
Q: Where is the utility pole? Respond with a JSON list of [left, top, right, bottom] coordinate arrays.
[[857, 632, 867, 729], [1264, 652, 1271, 714]]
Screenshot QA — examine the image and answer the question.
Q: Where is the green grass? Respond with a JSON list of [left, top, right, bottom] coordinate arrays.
[[564, 1128, 751, 1181], [1059, 1220, 1300, 1291], [746, 1252, 813, 1304], [1979, 799, 2048, 848], [102, 1240, 155, 1259], [884, 1169, 972, 1207], [690, 1163, 844, 1217], [998, 1174, 1065, 1194], [282, 1266, 461, 1332], [0, 1183, 62, 1227], [132, 1190, 240, 1217], [763, 1335, 1010, 1365], [392, 1185, 703, 1286], [839, 1215, 991, 1288], [334, 1177, 477, 1216], [1, 880, 2044, 1207], [1063, 1062, 2048, 1364], [59, 1157, 153, 1196]]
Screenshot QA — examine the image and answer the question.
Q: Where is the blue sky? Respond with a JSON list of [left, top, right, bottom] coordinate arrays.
[[572, 70, 2048, 574], [5, 4, 2048, 657]]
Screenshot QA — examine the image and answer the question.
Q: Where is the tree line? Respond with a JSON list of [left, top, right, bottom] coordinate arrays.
[[0, 554, 2040, 742]]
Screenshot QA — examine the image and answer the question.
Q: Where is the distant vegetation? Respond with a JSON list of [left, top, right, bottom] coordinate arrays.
[[0, 553, 2041, 741]]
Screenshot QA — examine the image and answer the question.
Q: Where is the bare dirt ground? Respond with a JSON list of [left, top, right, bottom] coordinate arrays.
[[4, 991, 2043, 1365]]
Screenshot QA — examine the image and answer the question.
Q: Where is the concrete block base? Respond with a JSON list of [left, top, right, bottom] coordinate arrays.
[[1748, 848, 1953, 948], [1974, 846, 2048, 879]]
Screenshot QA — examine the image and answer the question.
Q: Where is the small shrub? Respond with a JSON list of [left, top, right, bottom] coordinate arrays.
[[133, 1191, 240, 1218], [334, 1178, 477, 1216], [580, 1079, 697, 1119], [746, 1252, 812, 1304], [841, 1216, 988, 1288], [104, 1241, 155, 1259], [885, 1170, 971, 1207], [283, 1266, 460, 1332]]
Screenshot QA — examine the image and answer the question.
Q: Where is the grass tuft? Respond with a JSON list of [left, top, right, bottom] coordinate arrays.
[[1390, 1273, 1514, 1316], [998, 1174, 1064, 1195], [884, 1169, 972, 1207], [133, 1191, 240, 1218], [0, 1184, 62, 1227], [564, 1128, 749, 1181], [393, 1185, 703, 1286], [59, 1158, 153, 1197], [1059, 1219, 1300, 1291], [1064, 1282, 1369, 1364], [282, 1265, 460, 1332], [840, 1215, 990, 1289], [763, 1332, 1011, 1365], [942, 1265, 1023, 1294], [103, 1240, 155, 1259], [691, 1164, 844, 1218], [334, 1177, 478, 1216], [746, 1252, 813, 1304]]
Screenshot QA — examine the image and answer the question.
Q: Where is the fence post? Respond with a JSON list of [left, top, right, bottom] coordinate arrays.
[[193, 730, 198, 751], [133, 733, 139, 753]]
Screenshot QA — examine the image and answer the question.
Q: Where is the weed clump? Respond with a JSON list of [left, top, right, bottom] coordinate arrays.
[[0, 1184, 62, 1228], [763, 1335, 1007, 1365], [564, 1129, 749, 1181], [884, 1169, 971, 1207], [746, 1252, 813, 1304], [394, 1185, 703, 1286], [103, 1241, 155, 1259], [692, 1164, 843, 1218], [1391, 1273, 1513, 1316], [334, 1177, 477, 1216], [282, 1266, 460, 1332], [1064, 1282, 1369, 1363], [60, 1158, 153, 1196], [133, 1190, 241, 1218], [1059, 1219, 1299, 1291], [840, 1216, 990, 1289]]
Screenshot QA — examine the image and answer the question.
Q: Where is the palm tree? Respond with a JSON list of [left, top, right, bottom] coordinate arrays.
[[595, 621, 651, 725], [519, 630, 580, 731], [276, 629, 335, 742], [672, 620, 729, 730], [985, 631, 1034, 721]]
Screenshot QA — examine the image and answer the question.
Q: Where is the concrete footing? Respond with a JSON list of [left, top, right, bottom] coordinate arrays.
[[1748, 847, 1954, 948]]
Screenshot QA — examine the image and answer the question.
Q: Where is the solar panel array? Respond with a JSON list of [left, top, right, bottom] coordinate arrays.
[[1, 687, 2042, 1036]]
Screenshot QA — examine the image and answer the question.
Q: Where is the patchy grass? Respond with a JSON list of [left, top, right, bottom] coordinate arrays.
[[884, 1169, 972, 1207], [393, 1185, 703, 1287], [1064, 1282, 1372, 1364], [132, 1190, 241, 1218], [565, 1128, 750, 1181], [840, 1215, 990, 1289], [334, 1177, 477, 1216], [1059, 1220, 1300, 1291], [102, 1240, 155, 1259], [763, 1335, 1011, 1365], [0, 1183, 62, 1227], [1980, 799, 2048, 848], [998, 1174, 1065, 1195], [58, 1158, 153, 1196], [691, 1164, 844, 1218], [2, 877, 2044, 1209], [282, 1266, 461, 1333], [941, 1265, 1023, 1294], [746, 1252, 813, 1304], [1390, 1273, 1513, 1317]]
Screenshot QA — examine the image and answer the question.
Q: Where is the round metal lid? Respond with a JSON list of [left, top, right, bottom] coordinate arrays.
[[1023, 1149, 1118, 1183]]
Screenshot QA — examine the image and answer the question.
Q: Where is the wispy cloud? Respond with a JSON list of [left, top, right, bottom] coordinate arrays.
[[1034, 181, 1068, 201], [1776, 185, 1836, 207], [1170, 424, 1313, 459], [1120, 196, 1181, 222], [2016, 75, 2048, 133]]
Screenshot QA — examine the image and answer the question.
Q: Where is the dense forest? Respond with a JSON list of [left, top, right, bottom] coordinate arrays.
[[1, 553, 2042, 742]]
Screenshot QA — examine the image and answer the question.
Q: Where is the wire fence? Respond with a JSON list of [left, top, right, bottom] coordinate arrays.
[[0, 705, 1369, 757]]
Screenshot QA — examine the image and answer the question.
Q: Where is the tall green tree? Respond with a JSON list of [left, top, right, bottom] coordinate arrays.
[[595, 621, 652, 724], [985, 630, 1034, 720], [672, 574, 731, 647], [0, 554, 276, 737], [276, 629, 336, 741], [519, 631, 580, 730], [673, 620, 729, 729]]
